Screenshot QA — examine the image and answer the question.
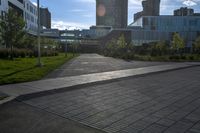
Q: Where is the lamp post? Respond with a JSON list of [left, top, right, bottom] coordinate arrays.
[[37, 0, 42, 67]]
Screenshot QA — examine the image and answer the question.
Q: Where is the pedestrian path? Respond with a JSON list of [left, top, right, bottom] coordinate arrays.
[[0, 63, 199, 98]]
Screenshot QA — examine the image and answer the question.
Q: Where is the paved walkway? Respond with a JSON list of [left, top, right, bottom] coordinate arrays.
[[0, 63, 197, 97], [0, 101, 106, 133], [21, 67, 200, 133], [0, 54, 200, 133], [45, 54, 173, 78]]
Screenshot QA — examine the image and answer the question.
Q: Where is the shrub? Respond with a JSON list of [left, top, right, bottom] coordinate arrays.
[[180, 55, 186, 60], [189, 55, 194, 60], [0, 48, 59, 59], [169, 55, 180, 60]]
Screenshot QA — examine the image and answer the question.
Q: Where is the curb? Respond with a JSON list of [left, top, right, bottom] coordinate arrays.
[[0, 96, 17, 105], [16, 64, 200, 101]]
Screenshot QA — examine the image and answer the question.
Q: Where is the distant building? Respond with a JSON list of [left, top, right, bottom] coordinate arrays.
[[41, 29, 60, 39], [129, 15, 200, 47], [134, 0, 161, 21], [194, 13, 200, 16], [142, 0, 160, 16], [174, 7, 194, 16], [96, 0, 128, 28], [134, 11, 143, 22], [40, 7, 51, 29], [81, 26, 112, 38], [0, 0, 38, 34], [24, 0, 38, 34]]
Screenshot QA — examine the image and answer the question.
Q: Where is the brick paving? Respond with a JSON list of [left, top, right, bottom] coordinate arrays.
[[22, 67, 200, 133]]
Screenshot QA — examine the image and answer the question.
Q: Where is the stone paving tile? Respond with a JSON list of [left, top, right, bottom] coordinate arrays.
[[188, 122, 200, 133], [156, 118, 176, 127], [140, 123, 167, 133], [22, 67, 200, 133], [163, 120, 194, 133]]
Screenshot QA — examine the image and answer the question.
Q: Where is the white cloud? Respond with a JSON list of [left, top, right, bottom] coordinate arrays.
[[129, 0, 143, 6], [51, 20, 91, 30], [32, 2, 37, 6], [182, 0, 197, 6]]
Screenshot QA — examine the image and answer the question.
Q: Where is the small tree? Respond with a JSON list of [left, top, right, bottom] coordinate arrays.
[[117, 34, 127, 49], [0, 9, 26, 59], [104, 39, 117, 56], [194, 36, 200, 49], [194, 36, 200, 54], [172, 33, 185, 50]]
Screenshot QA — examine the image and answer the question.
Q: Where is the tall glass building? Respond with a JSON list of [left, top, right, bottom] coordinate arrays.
[[96, 0, 128, 28]]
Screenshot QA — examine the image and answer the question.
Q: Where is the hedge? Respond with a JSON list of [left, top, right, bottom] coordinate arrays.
[[0, 48, 59, 59]]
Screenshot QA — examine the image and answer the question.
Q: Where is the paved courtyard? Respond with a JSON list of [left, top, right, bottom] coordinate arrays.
[[45, 54, 172, 78], [21, 67, 200, 133], [0, 54, 200, 133]]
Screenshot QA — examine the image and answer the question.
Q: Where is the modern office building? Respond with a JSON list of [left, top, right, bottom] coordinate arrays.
[[174, 7, 194, 16], [134, 0, 161, 21], [96, 0, 128, 28], [24, 0, 38, 34], [129, 15, 200, 47], [40, 7, 51, 29], [0, 0, 38, 34]]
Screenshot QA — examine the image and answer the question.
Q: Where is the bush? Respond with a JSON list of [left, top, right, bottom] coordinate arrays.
[[169, 55, 180, 60], [0, 48, 59, 59], [0, 49, 9, 59], [180, 55, 186, 60], [189, 55, 194, 60]]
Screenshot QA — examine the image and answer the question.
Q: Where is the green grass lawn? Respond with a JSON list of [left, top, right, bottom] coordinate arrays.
[[0, 53, 77, 85]]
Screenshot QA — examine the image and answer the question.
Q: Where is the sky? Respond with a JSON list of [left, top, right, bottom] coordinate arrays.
[[30, 0, 200, 30]]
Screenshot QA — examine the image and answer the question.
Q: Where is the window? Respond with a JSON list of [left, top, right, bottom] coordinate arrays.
[[143, 17, 149, 26], [0, 0, 1, 5], [17, 0, 23, 4], [31, 16, 34, 22], [30, 6, 33, 13]]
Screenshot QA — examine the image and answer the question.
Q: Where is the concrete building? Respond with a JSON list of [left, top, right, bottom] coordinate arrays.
[[174, 7, 194, 16], [134, 0, 161, 21], [0, 0, 38, 34], [81, 26, 112, 38], [40, 7, 51, 29], [24, 0, 38, 34], [96, 0, 128, 28], [129, 15, 200, 47]]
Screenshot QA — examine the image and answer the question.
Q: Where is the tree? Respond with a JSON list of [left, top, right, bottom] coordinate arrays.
[[117, 34, 127, 49], [0, 9, 26, 59], [151, 41, 168, 56], [194, 36, 200, 49], [172, 33, 185, 50]]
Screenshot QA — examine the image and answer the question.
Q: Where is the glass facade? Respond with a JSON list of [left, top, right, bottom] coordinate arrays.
[[129, 16, 200, 46]]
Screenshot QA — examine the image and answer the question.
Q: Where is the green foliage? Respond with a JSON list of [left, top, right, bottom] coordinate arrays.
[[19, 34, 37, 49], [117, 34, 127, 49], [0, 9, 26, 60], [194, 36, 200, 49], [172, 33, 185, 49], [104, 34, 133, 59], [0, 9, 26, 48], [150, 41, 169, 56]]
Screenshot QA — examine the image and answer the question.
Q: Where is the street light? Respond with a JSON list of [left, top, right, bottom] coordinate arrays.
[[37, 0, 42, 67]]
